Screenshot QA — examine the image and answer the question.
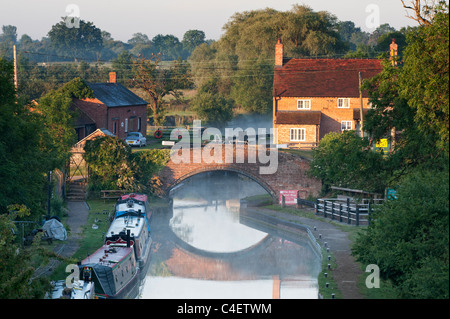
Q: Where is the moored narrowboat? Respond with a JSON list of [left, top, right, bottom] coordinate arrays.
[[105, 208, 153, 280], [115, 193, 152, 222], [80, 234, 140, 299]]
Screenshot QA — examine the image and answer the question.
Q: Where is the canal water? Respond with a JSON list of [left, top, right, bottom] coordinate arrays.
[[140, 171, 321, 299]]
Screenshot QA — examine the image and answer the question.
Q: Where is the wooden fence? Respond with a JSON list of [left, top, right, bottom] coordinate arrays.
[[314, 198, 381, 226]]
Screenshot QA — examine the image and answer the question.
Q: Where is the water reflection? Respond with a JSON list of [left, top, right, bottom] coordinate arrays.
[[141, 171, 321, 299]]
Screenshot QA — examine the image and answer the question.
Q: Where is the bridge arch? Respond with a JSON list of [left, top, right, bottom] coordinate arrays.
[[166, 167, 277, 201]]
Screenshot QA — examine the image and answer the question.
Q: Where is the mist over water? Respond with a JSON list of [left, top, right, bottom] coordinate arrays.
[[141, 171, 321, 299]]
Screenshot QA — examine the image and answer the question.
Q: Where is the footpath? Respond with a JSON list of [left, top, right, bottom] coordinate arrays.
[[32, 201, 90, 279], [250, 207, 364, 299]]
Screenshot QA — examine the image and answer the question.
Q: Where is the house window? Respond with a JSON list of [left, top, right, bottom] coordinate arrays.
[[290, 128, 306, 142], [137, 117, 142, 132], [297, 99, 311, 110], [341, 121, 353, 131], [337, 98, 350, 108]]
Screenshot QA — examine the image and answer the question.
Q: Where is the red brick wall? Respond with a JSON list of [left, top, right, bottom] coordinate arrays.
[[108, 105, 147, 139], [273, 96, 370, 143], [73, 98, 147, 140], [159, 145, 322, 201]]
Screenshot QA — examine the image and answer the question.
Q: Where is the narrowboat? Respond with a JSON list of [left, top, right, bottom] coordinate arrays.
[[79, 233, 140, 299], [115, 193, 152, 222], [105, 208, 153, 280]]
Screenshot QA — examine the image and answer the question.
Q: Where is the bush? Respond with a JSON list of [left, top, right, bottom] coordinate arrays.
[[352, 167, 449, 299]]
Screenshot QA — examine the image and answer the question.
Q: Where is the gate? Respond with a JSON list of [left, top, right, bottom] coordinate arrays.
[[66, 145, 89, 183]]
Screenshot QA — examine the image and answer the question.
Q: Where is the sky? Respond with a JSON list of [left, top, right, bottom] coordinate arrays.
[[1, 0, 418, 42]]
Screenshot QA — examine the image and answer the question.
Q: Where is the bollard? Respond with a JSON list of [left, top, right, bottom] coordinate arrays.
[[326, 247, 330, 252], [331, 293, 335, 299], [325, 282, 329, 288], [314, 226, 317, 231], [324, 242, 328, 247], [324, 273, 328, 278], [328, 255, 331, 261], [319, 234, 322, 239], [327, 264, 331, 269]]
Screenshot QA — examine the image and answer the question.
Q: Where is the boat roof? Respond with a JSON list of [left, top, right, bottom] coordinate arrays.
[[81, 243, 133, 268], [106, 213, 148, 238], [119, 193, 148, 202]]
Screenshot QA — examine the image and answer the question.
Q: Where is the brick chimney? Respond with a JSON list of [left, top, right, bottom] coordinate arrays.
[[390, 38, 398, 66], [275, 38, 284, 67], [109, 71, 117, 83]]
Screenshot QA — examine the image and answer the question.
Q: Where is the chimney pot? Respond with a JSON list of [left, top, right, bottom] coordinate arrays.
[[275, 38, 283, 67], [109, 71, 117, 83]]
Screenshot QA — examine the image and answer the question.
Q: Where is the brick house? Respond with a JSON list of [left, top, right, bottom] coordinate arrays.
[[73, 72, 148, 141], [273, 39, 383, 148]]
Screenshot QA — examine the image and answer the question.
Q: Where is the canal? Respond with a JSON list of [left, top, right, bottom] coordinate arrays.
[[140, 171, 322, 299]]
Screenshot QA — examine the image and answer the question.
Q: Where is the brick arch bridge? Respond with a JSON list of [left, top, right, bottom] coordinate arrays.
[[159, 145, 321, 202]]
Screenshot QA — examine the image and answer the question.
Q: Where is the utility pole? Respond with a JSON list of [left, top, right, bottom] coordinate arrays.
[[13, 44, 18, 91], [359, 72, 364, 138]]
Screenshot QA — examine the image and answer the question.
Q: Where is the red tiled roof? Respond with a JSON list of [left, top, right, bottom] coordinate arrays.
[[275, 111, 321, 125], [273, 58, 383, 98]]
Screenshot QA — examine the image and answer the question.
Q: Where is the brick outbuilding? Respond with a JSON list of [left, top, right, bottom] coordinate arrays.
[[73, 72, 148, 141], [272, 39, 383, 148]]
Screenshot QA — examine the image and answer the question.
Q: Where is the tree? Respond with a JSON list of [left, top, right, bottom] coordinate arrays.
[[83, 135, 133, 191], [0, 58, 52, 217], [399, 2, 449, 150], [189, 5, 348, 116], [352, 167, 449, 298], [230, 58, 273, 114], [191, 78, 234, 126], [111, 50, 134, 85], [0, 205, 53, 298], [83, 136, 170, 193], [308, 131, 387, 194], [47, 18, 103, 61], [36, 78, 89, 169], [182, 30, 206, 54], [132, 54, 188, 125]]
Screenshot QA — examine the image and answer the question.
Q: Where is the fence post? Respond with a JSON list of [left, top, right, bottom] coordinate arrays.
[[315, 199, 319, 215], [331, 201, 335, 220], [339, 203, 343, 222], [356, 205, 360, 226], [368, 202, 371, 225], [324, 200, 327, 218], [347, 198, 351, 224]]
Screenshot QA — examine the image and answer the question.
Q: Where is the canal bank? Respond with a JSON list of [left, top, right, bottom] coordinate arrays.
[[55, 194, 363, 299], [247, 206, 364, 299]]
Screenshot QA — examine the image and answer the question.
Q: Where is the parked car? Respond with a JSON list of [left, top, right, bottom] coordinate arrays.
[[125, 132, 147, 147]]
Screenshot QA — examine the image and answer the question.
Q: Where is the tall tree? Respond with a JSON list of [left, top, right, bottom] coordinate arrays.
[[182, 30, 206, 54], [47, 18, 103, 61], [132, 54, 187, 125]]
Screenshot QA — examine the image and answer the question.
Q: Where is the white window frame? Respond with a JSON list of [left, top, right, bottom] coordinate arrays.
[[341, 121, 353, 131], [337, 98, 350, 108], [290, 128, 306, 142], [297, 99, 311, 110]]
